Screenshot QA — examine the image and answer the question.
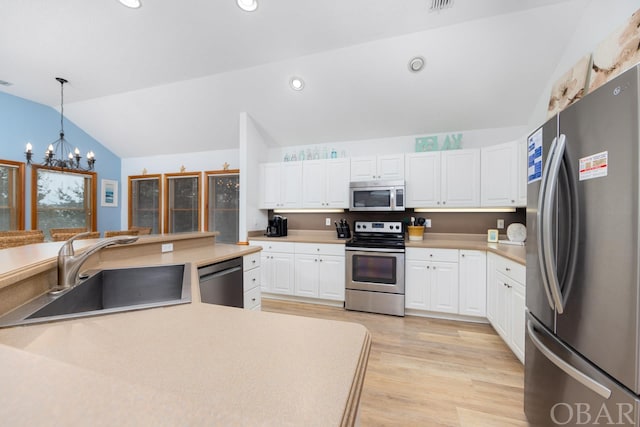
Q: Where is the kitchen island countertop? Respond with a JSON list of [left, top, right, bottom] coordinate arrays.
[[0, 303, 370, 426], [0, 233, 370, 426]]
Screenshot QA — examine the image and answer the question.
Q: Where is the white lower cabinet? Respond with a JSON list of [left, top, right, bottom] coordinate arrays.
[[249, 241, 295, 296], [243, 252, 262, 310], [405, 248, 459, 314], [486, 252, 526, 363], [249, 240, 345, 303], [458, 250, 487, 317], [294, 243, 345, 301]]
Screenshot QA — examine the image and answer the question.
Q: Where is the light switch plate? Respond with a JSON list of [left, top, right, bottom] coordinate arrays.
[[161, 243, 174, 253], [325, 217, 331, 226], [497, 219, 504, 229], [425, 219, 432, 228]]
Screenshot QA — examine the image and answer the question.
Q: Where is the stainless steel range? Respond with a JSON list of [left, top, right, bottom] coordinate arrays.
[[345, 220, 405, 316]]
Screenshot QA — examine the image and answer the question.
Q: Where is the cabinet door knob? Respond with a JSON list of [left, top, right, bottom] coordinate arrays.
[[252, 278, 256, 282], [506, 267, 511, 272], [461, 254, 465, 257], [251, 297, 256, 301]]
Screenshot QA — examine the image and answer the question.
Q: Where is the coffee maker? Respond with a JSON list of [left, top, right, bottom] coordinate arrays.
[[266, 215, 288, 237]]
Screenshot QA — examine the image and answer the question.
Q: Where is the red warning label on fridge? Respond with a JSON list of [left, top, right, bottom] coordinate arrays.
[[579, 151, 608, 181]]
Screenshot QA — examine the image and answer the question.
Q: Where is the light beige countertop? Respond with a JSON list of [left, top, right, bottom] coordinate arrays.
[[0, 304, 370, 426], [0, 232, 371, 426], [250, 230, 526, 265], [406, 233, 526, 265], [0, 232, 225, 288], [249, 229, 348, 244]]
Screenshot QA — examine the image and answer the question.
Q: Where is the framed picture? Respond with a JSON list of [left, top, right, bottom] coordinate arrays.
[[487, 229, 499, 243], [101, 179, 118, 207]]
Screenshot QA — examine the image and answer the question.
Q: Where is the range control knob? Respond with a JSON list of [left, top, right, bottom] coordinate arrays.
[[362, 225, 367, 229], [395, 225, 400, 230]]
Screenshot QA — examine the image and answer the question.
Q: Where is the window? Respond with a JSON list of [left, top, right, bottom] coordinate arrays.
[[0, 160, 25, 230], [128, 174, 161, 234], [205, 170, 239, 243], [164, 172, 201, 233], [31, 166, 97, 237]]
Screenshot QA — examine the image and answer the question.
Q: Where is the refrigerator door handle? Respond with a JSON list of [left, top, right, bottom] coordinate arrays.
[[542, 134, 567, 313], [536, 136, 557, 310], [527, 319, 612, 399]]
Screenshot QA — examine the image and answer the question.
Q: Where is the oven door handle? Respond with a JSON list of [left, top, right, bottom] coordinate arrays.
[[345, 247, 405, 253]]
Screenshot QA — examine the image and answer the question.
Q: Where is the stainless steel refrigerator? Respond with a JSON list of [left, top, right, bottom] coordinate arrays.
[[525, 64, 640, 426]]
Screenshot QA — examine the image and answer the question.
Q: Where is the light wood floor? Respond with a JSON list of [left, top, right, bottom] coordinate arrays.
[[262, 299, 529, 427]]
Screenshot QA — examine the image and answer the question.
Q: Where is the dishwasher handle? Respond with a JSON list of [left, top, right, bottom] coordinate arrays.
[[198, 257, 242, 279], [199, 266, 242, 282]]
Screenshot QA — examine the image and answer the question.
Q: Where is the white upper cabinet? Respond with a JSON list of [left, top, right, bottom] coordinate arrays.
[[259, 162, 302, 209], [406, 149, 480, 208], [350, 154, 404, 182], [302, 158, 350, 208], [481, 139, 527, 207], [441, 149, 480, 207], [481, 141, 518, 207], [405, 152, 441, 207]]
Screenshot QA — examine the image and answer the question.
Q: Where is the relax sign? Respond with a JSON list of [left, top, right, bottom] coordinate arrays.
[[415, 133, 463, 152]]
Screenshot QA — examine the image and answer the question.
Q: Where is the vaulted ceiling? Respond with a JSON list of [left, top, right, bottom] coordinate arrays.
[[0, 0, 584, 157]]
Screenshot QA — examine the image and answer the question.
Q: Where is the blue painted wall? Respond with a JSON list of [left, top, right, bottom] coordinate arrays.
[[0, 91, 121, 231]]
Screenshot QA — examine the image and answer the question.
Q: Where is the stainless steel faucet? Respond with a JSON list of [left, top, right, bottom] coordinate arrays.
[[55, 232, 139, 292]]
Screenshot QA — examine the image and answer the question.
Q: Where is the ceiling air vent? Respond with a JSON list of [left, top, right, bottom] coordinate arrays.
[[430, 0, 453, 11], [0, 80, 13, 87]]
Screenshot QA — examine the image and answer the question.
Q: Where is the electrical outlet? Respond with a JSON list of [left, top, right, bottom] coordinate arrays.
[[425, 219, 432, 228], [325, 217, 331, 226], [497, 219, 504, 229], [161, 243, 174, 253]]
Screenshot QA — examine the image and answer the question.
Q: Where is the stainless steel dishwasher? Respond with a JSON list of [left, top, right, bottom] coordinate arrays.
[[198, 257, 243, 308]]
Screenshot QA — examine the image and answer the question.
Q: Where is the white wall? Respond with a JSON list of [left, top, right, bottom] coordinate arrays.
[[120, 148, 240, 230], [239, 112, 270, 242], [266, 125, 529, 162], [528, 0, 640, 129]]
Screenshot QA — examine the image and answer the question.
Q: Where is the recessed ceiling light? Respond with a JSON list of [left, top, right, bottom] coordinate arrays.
[[289, 77, 305, 91], [237, 0, 258, 12], [118, 0, 141, 9], [408, 56, 425, 73]]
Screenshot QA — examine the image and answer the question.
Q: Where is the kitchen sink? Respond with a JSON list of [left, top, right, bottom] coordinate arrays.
[[0, 264, 191, 328]]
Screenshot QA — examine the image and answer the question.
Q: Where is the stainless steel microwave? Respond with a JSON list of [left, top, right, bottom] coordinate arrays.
[[349, 180, 405, 211]]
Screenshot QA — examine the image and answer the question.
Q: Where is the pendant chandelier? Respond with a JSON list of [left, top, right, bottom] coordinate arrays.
[[25, 77, 96, 171]]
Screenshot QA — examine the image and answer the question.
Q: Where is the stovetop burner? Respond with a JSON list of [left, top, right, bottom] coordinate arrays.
[[346, 220, 405, 249]]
